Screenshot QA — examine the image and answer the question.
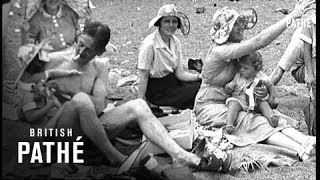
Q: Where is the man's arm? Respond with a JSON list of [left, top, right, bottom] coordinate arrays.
[[261, 79, 277, 103], [303, 42, 315, 86], [90, 77, 107, 114], [29, 69, 83, 83], [90, 59, 109, 113]]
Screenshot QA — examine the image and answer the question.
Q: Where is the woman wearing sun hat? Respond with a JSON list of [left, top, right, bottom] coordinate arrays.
[[137, 4, 202, 110], [21, 0, 82, 52], [194, 0, 316, 161]]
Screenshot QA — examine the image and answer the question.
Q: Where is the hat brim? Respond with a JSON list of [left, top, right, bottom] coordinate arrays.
[[209, 14, 239, 44], [25, 0, 42, 20], [210, 8, 258, 44], [26, 0, 91, 20], [238, 8, 258, 29], [148, 12, 190, 35], [14, 41, 48, 86]]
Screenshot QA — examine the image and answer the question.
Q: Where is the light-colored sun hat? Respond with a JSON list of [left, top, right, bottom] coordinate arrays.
[[14, 40, 50, 86], [209, 7, 257, 44], [148, 4, 190, 35], [25, 0, 94, 21]]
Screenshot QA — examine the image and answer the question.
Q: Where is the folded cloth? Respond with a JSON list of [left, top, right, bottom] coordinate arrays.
[[230, 143, 298, 172]]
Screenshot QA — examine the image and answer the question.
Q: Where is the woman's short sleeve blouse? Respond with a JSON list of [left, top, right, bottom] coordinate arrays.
[[137, 29, 182, 78]]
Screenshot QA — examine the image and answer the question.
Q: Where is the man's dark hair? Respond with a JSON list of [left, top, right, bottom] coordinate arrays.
[[83, 20, 111, 55]]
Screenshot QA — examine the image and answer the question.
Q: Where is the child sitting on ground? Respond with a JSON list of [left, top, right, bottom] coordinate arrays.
[[225, 51, 279, 134]]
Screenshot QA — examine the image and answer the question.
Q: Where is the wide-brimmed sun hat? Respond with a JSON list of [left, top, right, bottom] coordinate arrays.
[[210, 7, 258, 44], [25, 0, 94, 21], [148, 4, 190, 35], [14, 40, 50, 86]]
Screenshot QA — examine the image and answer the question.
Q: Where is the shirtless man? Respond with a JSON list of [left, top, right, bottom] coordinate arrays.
[[40, 20, 232, 170]]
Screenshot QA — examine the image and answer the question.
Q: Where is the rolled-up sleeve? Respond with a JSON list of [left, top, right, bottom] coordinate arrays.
[[299, 25, 312, 45], [137, 41, 154, 70]]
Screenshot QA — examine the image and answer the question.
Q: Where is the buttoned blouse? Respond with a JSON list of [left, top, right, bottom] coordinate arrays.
[[137, 29, 182, 78], [27, 4, 79, 52]]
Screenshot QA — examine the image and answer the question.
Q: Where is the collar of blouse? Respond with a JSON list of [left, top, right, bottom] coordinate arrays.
[[40, 4, 64, 18], [154, 29, 178, 52]]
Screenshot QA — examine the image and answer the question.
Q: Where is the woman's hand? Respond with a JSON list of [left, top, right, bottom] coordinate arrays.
[[291, 0, 315, 19], [253, 85, 268, 99]]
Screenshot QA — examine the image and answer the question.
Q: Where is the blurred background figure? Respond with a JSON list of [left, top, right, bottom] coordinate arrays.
[[2, 0, 11, 47]]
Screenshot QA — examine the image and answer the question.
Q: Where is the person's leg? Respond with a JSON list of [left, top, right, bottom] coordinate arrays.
[[311, 85, 316, 102], [177, 81, 201, 109], [269, 35, 304, 85], [56, 92, 127, 166], [146, 73, 200, 109], [226, 100, 242, 134], [281, 128, 316, 155], [264, 131, 310, 160], [259, 101, 279, 127], [281, 128, 310, 144], [100, 98, 201, 167]]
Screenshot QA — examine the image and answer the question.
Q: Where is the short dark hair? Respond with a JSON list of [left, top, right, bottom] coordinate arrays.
[[154, 17, 181, 29], [83, 20, 111, 55], [239, 51, 263, 71]]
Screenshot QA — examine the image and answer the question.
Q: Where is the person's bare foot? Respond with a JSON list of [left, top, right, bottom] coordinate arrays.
[[172, 152, 201, 168]]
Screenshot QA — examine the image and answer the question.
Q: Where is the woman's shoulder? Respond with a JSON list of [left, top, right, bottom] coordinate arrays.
[[29, 10, 43, 23], [204, 44, 227, 61], [62, 5, 79, 19], [141, 31, 157, 47]]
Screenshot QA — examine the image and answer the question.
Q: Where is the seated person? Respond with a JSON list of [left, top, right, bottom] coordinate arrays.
[[194, 2, 316, 162], [23, 0, 80, 52], [137, 4, 201, 110], [298, 12, 316, 101], [269, 12, 316, 89], [16, 42, 83, 129], [22, 0, 117, 60], [269, 12, 316, 136], [18, 19, 233, 171], [225, 51, 279, 134]]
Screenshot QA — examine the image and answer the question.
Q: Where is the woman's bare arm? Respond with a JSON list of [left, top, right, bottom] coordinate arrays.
[[138, 69, 150, 100], [214, 0, 315, 60]]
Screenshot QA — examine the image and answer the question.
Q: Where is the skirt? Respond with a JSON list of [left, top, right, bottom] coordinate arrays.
[[146, 73, 201, 109]]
